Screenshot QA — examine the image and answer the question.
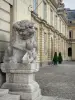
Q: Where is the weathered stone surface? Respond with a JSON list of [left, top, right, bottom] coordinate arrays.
[[0, 94, 20, 100], [0, 89, 9, 97], [0, 69, 6, 88], [0, 21, 71, 100], [0, 89, 20, 100], [10, 89, 41, 100], [3, 20, 37, 65], [2, 81, 40, 92], [1, 63, 39, 73], [1, 20, 41, 100]]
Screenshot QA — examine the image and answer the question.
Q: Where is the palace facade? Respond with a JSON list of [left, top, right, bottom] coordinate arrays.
[[66, 9, 75, 61], [0, 0, 70, 66]]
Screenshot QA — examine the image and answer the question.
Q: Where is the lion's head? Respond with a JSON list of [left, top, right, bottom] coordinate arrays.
[[12, 20, 36, 40]]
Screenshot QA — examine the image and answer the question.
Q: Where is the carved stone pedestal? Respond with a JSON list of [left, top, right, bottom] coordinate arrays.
[[1, 62, 42, 100]]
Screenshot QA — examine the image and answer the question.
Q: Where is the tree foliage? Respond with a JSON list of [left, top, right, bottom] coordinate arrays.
[[58, 52, 63, 64], [53, 52, 58, 65]]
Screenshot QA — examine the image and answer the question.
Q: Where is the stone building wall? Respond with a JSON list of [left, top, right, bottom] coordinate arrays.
[[0, 0, 69, 67], [68, 27, 75, 60], [0, 0, 14, 87], [31, 0, 68, 65], [0, 0, 12, 50]]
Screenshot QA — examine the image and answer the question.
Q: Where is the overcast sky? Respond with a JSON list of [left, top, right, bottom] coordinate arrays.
[[64, 0, 75, 9]]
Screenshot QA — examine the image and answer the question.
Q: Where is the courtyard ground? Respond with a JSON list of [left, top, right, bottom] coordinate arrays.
[[35, 61, 75, 100]]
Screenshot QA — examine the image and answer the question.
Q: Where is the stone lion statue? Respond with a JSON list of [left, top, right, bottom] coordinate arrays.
[[4, 20, 37, 64]]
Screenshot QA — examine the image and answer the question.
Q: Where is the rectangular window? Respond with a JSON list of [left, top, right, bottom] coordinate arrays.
[[69, 30, 73, 39], [33, 0, 38, 13], [50, 9, 53, 25], [43, 1, 47, 21], [55, 15, 57, 28], [68, 48, 72, 57]]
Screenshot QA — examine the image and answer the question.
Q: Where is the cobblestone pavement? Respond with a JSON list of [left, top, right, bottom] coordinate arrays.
[[35, 61, 75, 100]]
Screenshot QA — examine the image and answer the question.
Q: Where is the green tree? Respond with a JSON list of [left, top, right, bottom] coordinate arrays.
[[58, 52, 63, 64], [53, 52, 58, 65]]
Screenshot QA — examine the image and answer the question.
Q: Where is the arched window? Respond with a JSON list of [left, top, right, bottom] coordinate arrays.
[[68, 47, 72, 57]]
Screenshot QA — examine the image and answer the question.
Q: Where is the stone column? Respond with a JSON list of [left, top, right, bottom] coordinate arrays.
[[57, 35, 59, 54], [58, 36, 60, 53], [60, 38, 62, 56], [64, 40, 65, 60], [54, 34, 57, 52], [66, 42, 68, 60], [1, 20, 42, 100], [48, 31, 51, 64], [50, 31, 53, 60], [58, 36, 61, 53], [56, 35, 58, 53], [62, 39, 64, 59], [53, 33, 56, 54], [64, 40, 67, 60], [39, 26, 43, 66]]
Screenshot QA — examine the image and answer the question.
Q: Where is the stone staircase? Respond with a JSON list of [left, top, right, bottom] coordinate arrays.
[[0, 89, 20, 100], [0, 89, 71, 100]]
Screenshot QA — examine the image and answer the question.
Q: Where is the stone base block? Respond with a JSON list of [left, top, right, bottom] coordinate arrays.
[[1, 62, 42, 100], [0, 89, 9, 96], [9, 89, 41, 100], [1, 82, 41, 100], [0, 69, 6, 88], [1, 63, 39, 74], [1, 81, 40, 92], [0, 94, 20, 100]]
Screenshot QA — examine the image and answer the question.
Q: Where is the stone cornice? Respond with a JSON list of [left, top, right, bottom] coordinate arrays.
[[4, 0, 13, 5], [59, 33, 68, 41], [31, 11, 68, 41], [68, 39, 75, 42], [31, 11, 41, 23], [55, 30, 68, 41], [49, 0, 58, 9], [58, 14, 68, 25]]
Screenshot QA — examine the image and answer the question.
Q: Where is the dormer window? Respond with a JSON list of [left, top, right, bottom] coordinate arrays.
[[69, 21, 72, 24]]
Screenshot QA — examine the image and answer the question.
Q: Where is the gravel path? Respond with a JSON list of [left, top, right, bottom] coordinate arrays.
[[35, 61, 75, 100]]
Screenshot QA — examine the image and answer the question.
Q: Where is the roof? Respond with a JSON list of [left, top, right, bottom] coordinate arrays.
[[66, 9, 75, 20]]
